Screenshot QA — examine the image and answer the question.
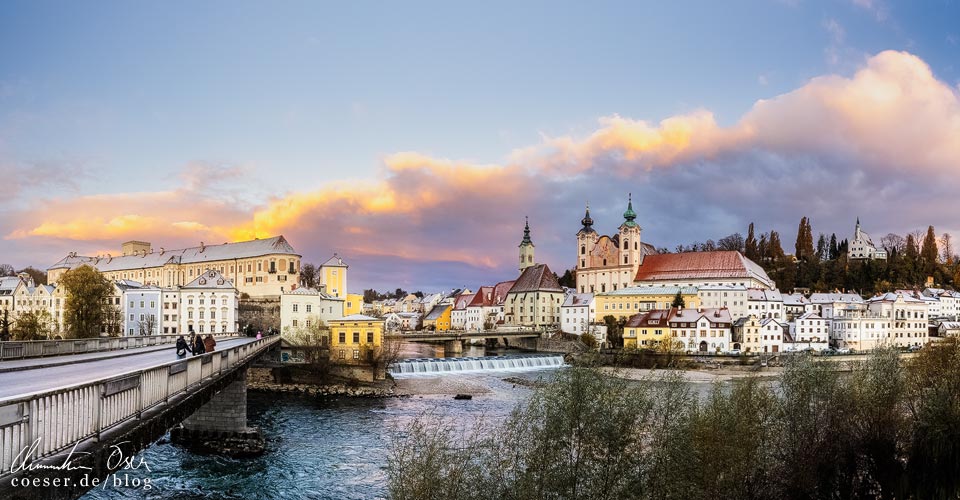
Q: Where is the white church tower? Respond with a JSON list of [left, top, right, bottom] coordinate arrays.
[[519, 217, 536, 274]]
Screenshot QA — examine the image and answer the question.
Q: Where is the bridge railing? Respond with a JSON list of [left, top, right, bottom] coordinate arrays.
[[0, 332, 245, 361], [0, 335, 279, 476]]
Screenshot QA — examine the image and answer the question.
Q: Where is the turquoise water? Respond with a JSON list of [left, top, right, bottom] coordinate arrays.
[[80, 370, 553, 500]]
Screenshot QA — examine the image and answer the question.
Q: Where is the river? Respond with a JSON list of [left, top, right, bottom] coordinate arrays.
[[80, 344, 557, 500], [79, 344, 727, 499]]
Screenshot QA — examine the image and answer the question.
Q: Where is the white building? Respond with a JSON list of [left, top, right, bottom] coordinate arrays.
[[560, 293, 595, 335], [923, 288, 960, 320], [450, 292, 474, 331], [280, 287, 345, 336], [782, 292, 813, 321], [848, 218, 887, 260], [180, 270, 239, 335], [697, 285, 748, 320], [867, 292, 928, 348], [809, 293, 866, 319], [667, 307, 733, 353], [747, 288, 784, 320], [831, 312, 892, 351], [937, 321, 960, 337], [161, 289, 181, 334], [791, 312, 829, 350]]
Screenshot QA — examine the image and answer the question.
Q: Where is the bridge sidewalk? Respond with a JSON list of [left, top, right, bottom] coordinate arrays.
[[0, 335, 245, 374]]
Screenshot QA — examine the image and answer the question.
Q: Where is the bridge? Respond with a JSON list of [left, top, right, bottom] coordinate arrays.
[[386, 330, 542, 355], [0, 334, 279, 499]]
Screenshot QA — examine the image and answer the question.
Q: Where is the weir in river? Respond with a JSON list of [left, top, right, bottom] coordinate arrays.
[[389, 354, 565, 376]]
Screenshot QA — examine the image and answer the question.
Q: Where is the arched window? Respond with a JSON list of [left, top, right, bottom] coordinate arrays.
[[624, 256, 628, 264], [623, 239, 629, 250], [581, 245, 585, 255], [601, 284, 606, 292], [635, 242, 638, 250], [602, 258, 607, 266]]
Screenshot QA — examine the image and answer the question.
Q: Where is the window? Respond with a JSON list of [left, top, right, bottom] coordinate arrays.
[[353, 349, 359, 359], [293, 304, 299, 313], [306, 304, 312, 313], [129, 314, 134, 321], [199, 311, 204, 319], [339, 332, 346, 343], [140, 301, 145, 308], [353, 332, 360, 343], [211, 310, 216, 319], [129, 301, 134, 308], [367, 332, 374, 343], [293, 319, 298, 327]]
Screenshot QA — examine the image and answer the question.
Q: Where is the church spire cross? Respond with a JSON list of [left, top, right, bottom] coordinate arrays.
[[522, 216, 533, 245]]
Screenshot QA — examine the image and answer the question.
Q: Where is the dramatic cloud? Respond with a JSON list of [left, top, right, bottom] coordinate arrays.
[[5, 51, 960, 291]]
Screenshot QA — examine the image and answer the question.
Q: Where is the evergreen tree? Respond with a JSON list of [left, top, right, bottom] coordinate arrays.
[[829, 234, 839, 260], [816, 234, 827, 262], [921, 226, 939, 275], [671, 291, 685, 308], [745, 223, 758, 262], [795, 217, 815, 262]]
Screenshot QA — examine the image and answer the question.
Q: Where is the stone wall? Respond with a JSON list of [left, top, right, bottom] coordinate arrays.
[[181, 373, 248, 433]]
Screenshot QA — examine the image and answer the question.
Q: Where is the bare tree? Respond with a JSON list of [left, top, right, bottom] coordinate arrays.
[[940, 233, 955, 264], [717, 233, 745, 252], [881, 233, 905, 253], [289, 319, 330, 365], [0, 264, 14, 277], [137, 315, 158, 336]]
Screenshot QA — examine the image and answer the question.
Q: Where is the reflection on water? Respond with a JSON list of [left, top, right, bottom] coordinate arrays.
[[396, 340, 523, 359]]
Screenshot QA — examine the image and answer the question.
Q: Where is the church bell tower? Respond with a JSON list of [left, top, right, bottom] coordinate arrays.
[[519, 217, 535, 274]]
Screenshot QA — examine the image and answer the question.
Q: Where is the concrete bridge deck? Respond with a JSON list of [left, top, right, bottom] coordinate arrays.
[[0, 336, 260, 399], [0, 335, 279, 499]]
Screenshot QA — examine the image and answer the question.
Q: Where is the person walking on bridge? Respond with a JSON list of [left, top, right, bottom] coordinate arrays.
[[175, 335, 191, 359], [192, 334, 206, 356], [203, 334, 216, 353]]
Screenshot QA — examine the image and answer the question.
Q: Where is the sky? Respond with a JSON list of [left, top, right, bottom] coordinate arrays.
[[1, 0, 959, 293]]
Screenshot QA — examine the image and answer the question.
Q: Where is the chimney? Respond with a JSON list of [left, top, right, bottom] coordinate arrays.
[[199, 242, 206, 253]]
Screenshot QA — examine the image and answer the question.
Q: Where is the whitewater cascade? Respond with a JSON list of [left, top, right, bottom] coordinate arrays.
[[389, 354, 565, 376]]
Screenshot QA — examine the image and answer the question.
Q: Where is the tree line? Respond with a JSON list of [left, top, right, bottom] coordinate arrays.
[[388, 340, 960, 500], [675, 219, 957, 295]]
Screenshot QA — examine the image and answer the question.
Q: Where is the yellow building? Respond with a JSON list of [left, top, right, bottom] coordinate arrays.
[[595, 286, 699, 322], [344, 293, 363, 316], [623, 308, 675, 350], [328, 314, 384, 365], [423, 304, 452, 331], [319, 254, 348, 299]]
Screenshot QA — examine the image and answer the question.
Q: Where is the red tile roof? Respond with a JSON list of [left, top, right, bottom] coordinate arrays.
[[467, 286, 495, 307], [508, 264, 563, 294], [634, 251, 772, 287], [492, 280, 516, 305]]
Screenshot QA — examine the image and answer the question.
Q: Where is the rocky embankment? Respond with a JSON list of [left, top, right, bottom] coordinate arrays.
[[248, 381, 396, 398]]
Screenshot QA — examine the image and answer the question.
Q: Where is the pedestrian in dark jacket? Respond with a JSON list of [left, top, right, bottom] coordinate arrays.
[[175, 335, 191, 359], [193, 334, 206, 355], [203, 334, 216, 353]]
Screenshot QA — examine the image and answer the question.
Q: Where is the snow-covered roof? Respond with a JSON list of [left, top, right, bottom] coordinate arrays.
[[48, 235, 298, 272]]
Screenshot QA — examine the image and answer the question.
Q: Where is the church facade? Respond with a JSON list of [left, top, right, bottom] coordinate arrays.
[[575, 196, 659, 294]]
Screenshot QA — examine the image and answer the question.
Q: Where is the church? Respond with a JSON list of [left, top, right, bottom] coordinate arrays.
[[575, 195, 659, 294], [575, 196, 774, 293]]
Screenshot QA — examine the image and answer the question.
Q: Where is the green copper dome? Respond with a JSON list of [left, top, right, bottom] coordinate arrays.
[[622, 194, 638, 227]]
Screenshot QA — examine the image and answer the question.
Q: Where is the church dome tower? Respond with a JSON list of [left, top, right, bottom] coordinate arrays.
[[519, 217, 536, 274], [619, 193, 643, 271], [576, 203, 597, 271]]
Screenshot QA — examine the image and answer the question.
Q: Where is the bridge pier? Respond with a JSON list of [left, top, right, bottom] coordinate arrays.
[[171, 368, 265, 457], [444, 340, 463, 357]]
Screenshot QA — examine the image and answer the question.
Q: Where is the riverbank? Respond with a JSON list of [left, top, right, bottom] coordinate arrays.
[[248, 379, 397, 397], [600, 365, 783, 383]]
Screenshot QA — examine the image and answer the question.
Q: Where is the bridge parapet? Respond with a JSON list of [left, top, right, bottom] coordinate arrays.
[[0, 333, 245, 361], [0, 336, 279, 482]]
